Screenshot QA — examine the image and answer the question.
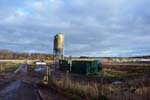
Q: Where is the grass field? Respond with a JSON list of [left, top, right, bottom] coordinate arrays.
[[6, 60, 149, 100], [101, 63, 150, 100], [0, 62, 20, 73], [48, 62, 150, 100]]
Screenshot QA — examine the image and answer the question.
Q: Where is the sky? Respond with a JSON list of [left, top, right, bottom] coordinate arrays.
[[0, 0, 150, 57]]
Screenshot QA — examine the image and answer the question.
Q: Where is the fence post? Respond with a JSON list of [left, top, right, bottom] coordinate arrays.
[[0, 63, 2, 72], [98, 65, 104, 99]]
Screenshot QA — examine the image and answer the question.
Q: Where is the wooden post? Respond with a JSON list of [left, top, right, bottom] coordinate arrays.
[[98, 64, 104, 99], [0, 63, 2, 72]]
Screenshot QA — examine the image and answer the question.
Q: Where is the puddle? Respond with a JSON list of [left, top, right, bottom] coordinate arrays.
[[112, 81, 123, 85]]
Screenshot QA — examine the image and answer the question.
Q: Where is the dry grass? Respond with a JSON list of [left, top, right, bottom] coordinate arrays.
[[103, 69, 150, 100], [49, 72, 150, 100], [51, 73, 100, 99], [49, 63, 150, 100], [0, 62, 19, 73]]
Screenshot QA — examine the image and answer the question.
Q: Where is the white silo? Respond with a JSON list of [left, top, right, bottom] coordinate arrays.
[[53, 33, 64, 69]]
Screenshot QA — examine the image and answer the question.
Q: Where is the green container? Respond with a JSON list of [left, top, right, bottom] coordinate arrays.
[[71, 60, 101, 75], [59, 60, 101, 75], [71, 61, 87, 74]]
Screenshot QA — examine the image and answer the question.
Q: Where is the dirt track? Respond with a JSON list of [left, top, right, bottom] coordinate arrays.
[[0, 63, 67, 100]]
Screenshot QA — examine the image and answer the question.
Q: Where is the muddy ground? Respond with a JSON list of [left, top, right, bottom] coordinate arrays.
[[0, 64, 67, 100]]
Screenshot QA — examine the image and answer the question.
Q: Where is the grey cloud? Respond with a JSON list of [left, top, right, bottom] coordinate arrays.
[[0, 0, 150, 57]]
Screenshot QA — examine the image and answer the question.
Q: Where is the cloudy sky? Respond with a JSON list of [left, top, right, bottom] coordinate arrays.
[[0, 0, 150, 57]]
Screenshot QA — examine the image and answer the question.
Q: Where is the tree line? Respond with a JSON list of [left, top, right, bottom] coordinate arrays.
[[0, 49, 53, 60]]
